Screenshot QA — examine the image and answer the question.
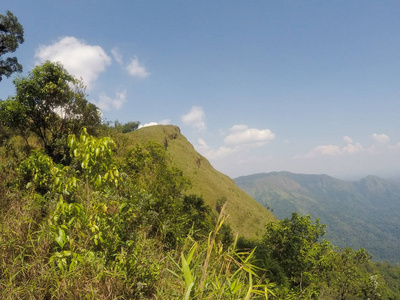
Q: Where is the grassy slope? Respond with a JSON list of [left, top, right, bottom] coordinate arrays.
[[124, 125, 275, 238]]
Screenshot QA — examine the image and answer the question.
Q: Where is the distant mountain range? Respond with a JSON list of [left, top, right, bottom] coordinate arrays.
[[235, 171, 400, 263]]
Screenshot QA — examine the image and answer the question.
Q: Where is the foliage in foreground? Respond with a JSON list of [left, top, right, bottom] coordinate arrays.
[[0, 128, 268, 299], [1, 127, 397, 299], [0, 60, 398, 299]]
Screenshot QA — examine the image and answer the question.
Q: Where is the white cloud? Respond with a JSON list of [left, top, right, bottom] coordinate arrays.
[[35, 36, 111, 90], [306, 145, 341, 157], [207, 147, 236, 159], [373, 133, 390, 144], [138, 119, 170, 129], [111, 47, 123, 65], [389, 142, 400, 151], [181, 106, 206, 130], [195, 138, 235, 159], [301, 134, 394, 158], [126, 56, 150, 78], [301, 135, 365, 158], [159, 119, 171, 125], [94, 90, 126, 111], [224, 124, 275, 147], [111, 49, 150, 78], [194, 131, 400, 179], [193, 124, 275, 164], [197, 138, 208, 149], [139, 122, 159, 128], [343, 136, 353, 144], [343, 142, 364, 154]]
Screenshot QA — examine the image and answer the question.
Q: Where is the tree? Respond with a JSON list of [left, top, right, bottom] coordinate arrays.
[[0, 98, 29, 145], [124, 141, 193, 247], [0, 11, 24, 81], [114, 120, 140, 133], [125, 141, 190, 201], [323, 247, 379, 300], [261, 213, 331, 290], [0, 61, 101, 162]]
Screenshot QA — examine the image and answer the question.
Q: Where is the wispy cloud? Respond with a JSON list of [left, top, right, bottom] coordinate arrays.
[[111, 47, 123, 65], [94, 90, 126, 111], [126, 56, 150, 78], [305, 145, 341, 157], [111, 48, 150, 78], [35, 36, 111, 90], [181, 106, 206, 131], [300, 133, 394, 158], [160, 119, 171, 125], [193, 130, 400, 179]]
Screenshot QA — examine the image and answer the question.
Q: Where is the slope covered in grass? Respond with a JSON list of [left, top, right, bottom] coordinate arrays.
[[125, 125, 275, 238]]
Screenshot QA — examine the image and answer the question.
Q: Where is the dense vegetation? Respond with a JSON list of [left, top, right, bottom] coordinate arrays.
[[1, 13, 399, 298], [235, 171, 400, 263], [124, 124, 275, 239], [0, 136, 395, 299], [0, 10, 24, 81]]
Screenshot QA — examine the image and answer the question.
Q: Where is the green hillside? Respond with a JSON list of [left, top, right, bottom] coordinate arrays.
[[235, 171, 400, 263], [123, 125, 275, 238]]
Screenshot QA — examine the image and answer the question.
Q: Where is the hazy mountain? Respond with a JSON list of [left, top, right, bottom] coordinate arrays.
[[235, 171, 400, 263]]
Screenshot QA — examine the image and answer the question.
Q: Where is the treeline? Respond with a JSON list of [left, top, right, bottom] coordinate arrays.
[[1, 61, 400, 298]]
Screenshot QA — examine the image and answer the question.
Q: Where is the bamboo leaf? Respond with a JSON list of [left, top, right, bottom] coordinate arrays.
[[166, 268, 181, 279], [244, 272, 253, 300], [184, 282, 194, 300], [181, 253, 194, 288], [186, 242, 197, 265]]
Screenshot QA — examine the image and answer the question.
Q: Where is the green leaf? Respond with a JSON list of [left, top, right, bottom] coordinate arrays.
[[62, 250, 72, 257], [244, 272, 253, 300], [186, 242, 197, 265], [184, 282, 194, 300], [181, 253, 194, 288], [95, 174, 101, 187], [229, 278, 242, 294], [55, 228, 67, 249], [166, 268, 181, 279]]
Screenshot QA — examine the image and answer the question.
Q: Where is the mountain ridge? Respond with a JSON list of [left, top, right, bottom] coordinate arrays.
[[235, 171, 400, 263]]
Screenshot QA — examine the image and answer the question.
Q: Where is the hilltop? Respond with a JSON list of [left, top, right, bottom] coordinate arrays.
[[123, 125, 275, 238], [235, 171, 400, 263]]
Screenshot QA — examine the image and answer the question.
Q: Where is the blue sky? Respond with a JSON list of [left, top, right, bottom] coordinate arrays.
[[2, 1, 400, 179]]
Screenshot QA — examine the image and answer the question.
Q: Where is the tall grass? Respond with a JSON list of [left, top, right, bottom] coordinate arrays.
[[164, 203, 276, 300]]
